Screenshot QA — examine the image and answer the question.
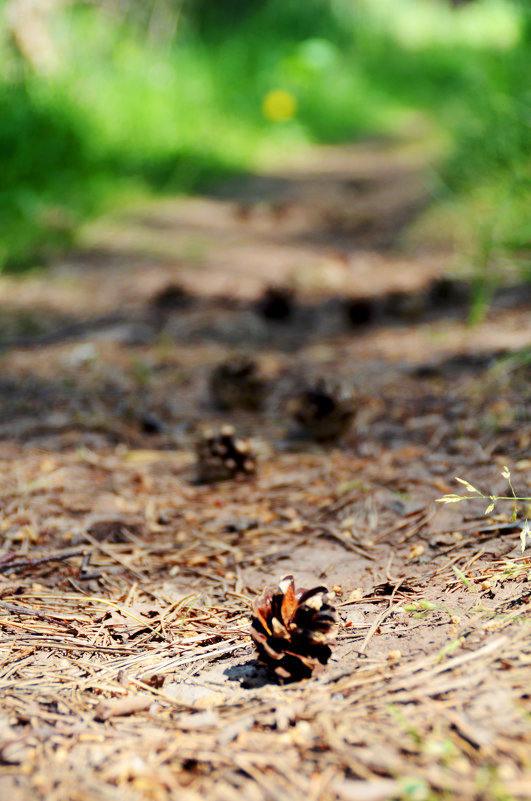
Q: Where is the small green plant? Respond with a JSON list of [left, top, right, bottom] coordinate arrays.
[[436, 466, 531, 551], [403, 600, 438, 617], [451, 565, 475, 592]]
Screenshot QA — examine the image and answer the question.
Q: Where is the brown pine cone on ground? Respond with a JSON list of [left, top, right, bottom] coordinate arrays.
[[208, 357, 265, 411], [196, 424, 256, 483], [250, 575, 338, 683], [289, 378, 354, 442]]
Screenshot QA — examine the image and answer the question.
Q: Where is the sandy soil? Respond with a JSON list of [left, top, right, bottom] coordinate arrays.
[[0, 133, 530, 801]]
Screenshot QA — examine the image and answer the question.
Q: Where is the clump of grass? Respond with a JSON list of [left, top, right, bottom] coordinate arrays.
[[437, 466, 531, 551]]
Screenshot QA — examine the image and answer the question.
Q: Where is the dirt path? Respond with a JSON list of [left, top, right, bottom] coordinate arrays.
[[0, 134, 530, 801]]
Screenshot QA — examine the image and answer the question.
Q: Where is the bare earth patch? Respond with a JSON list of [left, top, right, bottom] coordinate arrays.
[[0, 134, 530, 801]]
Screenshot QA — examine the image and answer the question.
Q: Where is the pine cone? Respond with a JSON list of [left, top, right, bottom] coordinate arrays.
[[289, 379, 354, 442], [344, 297, 376, 327], [426, 277, 470, 310], [250, 575, 338, 682], [196, 424, 256, 483], [208, 357, 265, 411], [151, 283, 191, 310], [255, 286, 294, 321]]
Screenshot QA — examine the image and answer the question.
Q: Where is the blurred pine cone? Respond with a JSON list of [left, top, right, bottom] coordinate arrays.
[[426, 277, 470, 310], [250, 575, 338, 682], [196, 424, 256, 483], [151, 282, 191, 311], [209, 357, 265, 411], [255, 286, 294, 321], [344, 297, 377, 327], [289, 378, 354, 442]]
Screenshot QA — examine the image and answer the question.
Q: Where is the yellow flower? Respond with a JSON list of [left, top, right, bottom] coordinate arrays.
[[262, 89, 297, 121]]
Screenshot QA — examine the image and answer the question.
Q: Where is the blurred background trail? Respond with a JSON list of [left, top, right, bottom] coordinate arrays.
[[0, 125, 443, 333], [0, 116, 529, 448], [1, 0, 530, 297], [1, 0, 530, 444]]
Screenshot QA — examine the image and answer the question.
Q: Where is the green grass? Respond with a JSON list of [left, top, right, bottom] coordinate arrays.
[[1, 0, 530, 274], [345, 1, 531, 288]]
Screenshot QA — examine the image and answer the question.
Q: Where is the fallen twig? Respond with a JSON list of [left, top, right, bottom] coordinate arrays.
[[0, 549, 85, 575]]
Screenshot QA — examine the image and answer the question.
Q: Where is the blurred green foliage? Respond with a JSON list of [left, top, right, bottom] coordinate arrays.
[[0, 0, 529, 274]]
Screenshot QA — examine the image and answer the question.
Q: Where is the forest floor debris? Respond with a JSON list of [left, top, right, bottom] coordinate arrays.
[[0, 134, 530, 800]]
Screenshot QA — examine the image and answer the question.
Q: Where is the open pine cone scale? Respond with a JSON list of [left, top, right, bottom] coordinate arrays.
[[251, 575, 338, 682]]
